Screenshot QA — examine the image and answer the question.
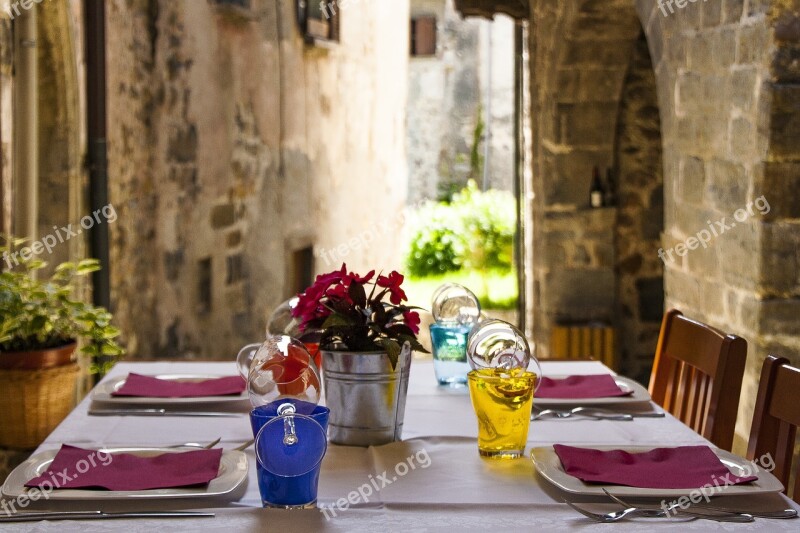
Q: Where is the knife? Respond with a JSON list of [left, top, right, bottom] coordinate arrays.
[[88, 408, 241, 417], [0, 511, 215, 522]]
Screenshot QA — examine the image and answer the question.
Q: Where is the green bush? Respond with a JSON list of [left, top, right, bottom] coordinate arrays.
[[406, 181, 515, 276], [452, 182, 515, 271], [406, 203, 465, 277]]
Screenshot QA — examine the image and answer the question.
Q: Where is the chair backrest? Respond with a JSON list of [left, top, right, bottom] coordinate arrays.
[[747, 355, 800, 503], [648, 309, 747, 451]]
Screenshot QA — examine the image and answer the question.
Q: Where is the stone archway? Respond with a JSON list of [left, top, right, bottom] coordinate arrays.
[[528, 0, 800, 451], [525, 0, 655, 379]]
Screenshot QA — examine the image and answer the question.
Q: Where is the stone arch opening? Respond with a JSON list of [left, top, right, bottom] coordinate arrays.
[[527, 0, 663, 381]]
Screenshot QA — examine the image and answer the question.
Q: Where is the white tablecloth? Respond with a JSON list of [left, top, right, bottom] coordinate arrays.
[[3, 360, 798, 532]]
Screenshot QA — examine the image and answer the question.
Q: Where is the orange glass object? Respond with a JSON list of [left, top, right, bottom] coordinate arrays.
[[254, 344, 321, 398], [304, 342, 322, 370]]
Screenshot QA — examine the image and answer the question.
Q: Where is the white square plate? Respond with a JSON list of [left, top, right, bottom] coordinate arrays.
[[535, 375, 651, 407], [2, 447, 248, 502], [530, 445, 784, 498], [91, 374, 249, 406]]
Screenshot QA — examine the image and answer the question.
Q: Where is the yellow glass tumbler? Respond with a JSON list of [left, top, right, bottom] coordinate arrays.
[[467, 368, 536, 459]]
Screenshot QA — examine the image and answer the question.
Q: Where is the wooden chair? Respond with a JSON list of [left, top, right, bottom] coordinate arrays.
[[747, 356, 800, 503], [648, 309, 747, 451]]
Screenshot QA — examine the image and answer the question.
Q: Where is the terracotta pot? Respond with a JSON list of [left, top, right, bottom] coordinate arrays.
[[0, 342, 77, 370]]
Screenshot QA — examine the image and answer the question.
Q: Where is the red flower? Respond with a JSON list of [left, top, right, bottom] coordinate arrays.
[[377, 271, 407, 305], [344, 269, 375, 285], [403, 311, 421, 335]]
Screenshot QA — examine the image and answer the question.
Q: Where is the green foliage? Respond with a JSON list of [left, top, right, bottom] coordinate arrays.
[[406, 181, 516, 276], [0, 237, 124, 373]]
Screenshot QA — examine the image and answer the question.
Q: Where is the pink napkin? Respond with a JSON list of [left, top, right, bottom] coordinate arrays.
[[112, 373, 246, 398], [536, 374, 631, 399], [553, 444, 757, 489], [25, 445, 223, 491]]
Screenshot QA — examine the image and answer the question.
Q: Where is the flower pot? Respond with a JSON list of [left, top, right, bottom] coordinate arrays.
[[321, 343, 412, 447], [0, 342, 77, 370], [0, 342, 79, 449]]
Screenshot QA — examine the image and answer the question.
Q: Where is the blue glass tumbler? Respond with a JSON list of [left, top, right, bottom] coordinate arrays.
[[251, 400, 329, 508], [255, 410, 328, 509], [429, 323, 472, 387]]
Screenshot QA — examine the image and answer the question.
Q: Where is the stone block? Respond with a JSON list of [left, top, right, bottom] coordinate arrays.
[[210, 204, 236, 229], [759, 298, 800, 336], [759, 162, 800, 220], [717, 219, 762, 290], [676, 71, 705, 113], [679, 155, 706, 204], [769, 84, 800, 159], [728, 67, 758, 111], [168, 124, 198, 163], [557, 102, 619, 146], [706, 158, 748, 213], [556, 68, 580, 102], [577, 68, 627, 102], [702, 0, 722, 27], [728, 116, 756, 160], [544, 268, 616, 322], [760, 221, 800, 294], [736, 22, 769, 65], [688, 33, 714, 72], [723, 0, 744, 24], [561, 39, 637, 67], [773, 44, 800, 83], [713, 28, 736, 67]]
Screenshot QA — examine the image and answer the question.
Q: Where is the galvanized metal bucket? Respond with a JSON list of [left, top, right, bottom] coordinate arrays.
[[321, 343, 412, 447]]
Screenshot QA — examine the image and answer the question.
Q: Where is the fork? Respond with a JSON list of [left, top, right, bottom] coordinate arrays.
[[565, 501, 753, 523], [603, 488, 798, 520], [531, 407, 633, 421], [166, 437, 222, 449], [233, 439, 254, 451]]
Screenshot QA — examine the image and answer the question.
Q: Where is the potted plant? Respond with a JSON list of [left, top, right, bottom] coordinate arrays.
[[292, 263, 427, 446], [0, 239, 124, 448]]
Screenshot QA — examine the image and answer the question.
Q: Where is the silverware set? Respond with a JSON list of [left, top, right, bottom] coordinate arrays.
[[563, 488, 798, 523], [88, 408, 242, 417], [0, 511, 216, 523], [531, 406, 666, 421]]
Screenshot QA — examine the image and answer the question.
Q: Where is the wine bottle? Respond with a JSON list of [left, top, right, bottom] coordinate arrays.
[[590, 166, 604, 208], [604, 168, 616, 207]]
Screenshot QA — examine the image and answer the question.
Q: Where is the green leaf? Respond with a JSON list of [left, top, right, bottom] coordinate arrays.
[[348, 282, 367, 308], [322, 313, 354, 329], [378, 338, 400, 370]]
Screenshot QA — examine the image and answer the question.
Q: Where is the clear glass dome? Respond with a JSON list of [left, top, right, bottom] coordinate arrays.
[[431, 283, 481, 325]]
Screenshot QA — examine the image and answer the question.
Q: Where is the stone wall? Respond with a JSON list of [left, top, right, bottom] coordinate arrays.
[[106, 0, 410, 358], [525, 0, 644, 365], [614, 33, 664, 384], [527, 0, 800, 451], [407, 0, 515, 203]]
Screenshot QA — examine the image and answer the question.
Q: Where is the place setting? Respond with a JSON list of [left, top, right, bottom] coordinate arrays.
[[531, 442, 795, 523], [530, 374, 665, 421]]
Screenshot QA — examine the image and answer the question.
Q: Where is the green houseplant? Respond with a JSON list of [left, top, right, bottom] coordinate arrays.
[[292, 264, 427, 446], [0, 238, 124, 448]]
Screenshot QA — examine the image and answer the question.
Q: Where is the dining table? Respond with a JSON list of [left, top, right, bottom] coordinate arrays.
[[2, 358, 798, 532]]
